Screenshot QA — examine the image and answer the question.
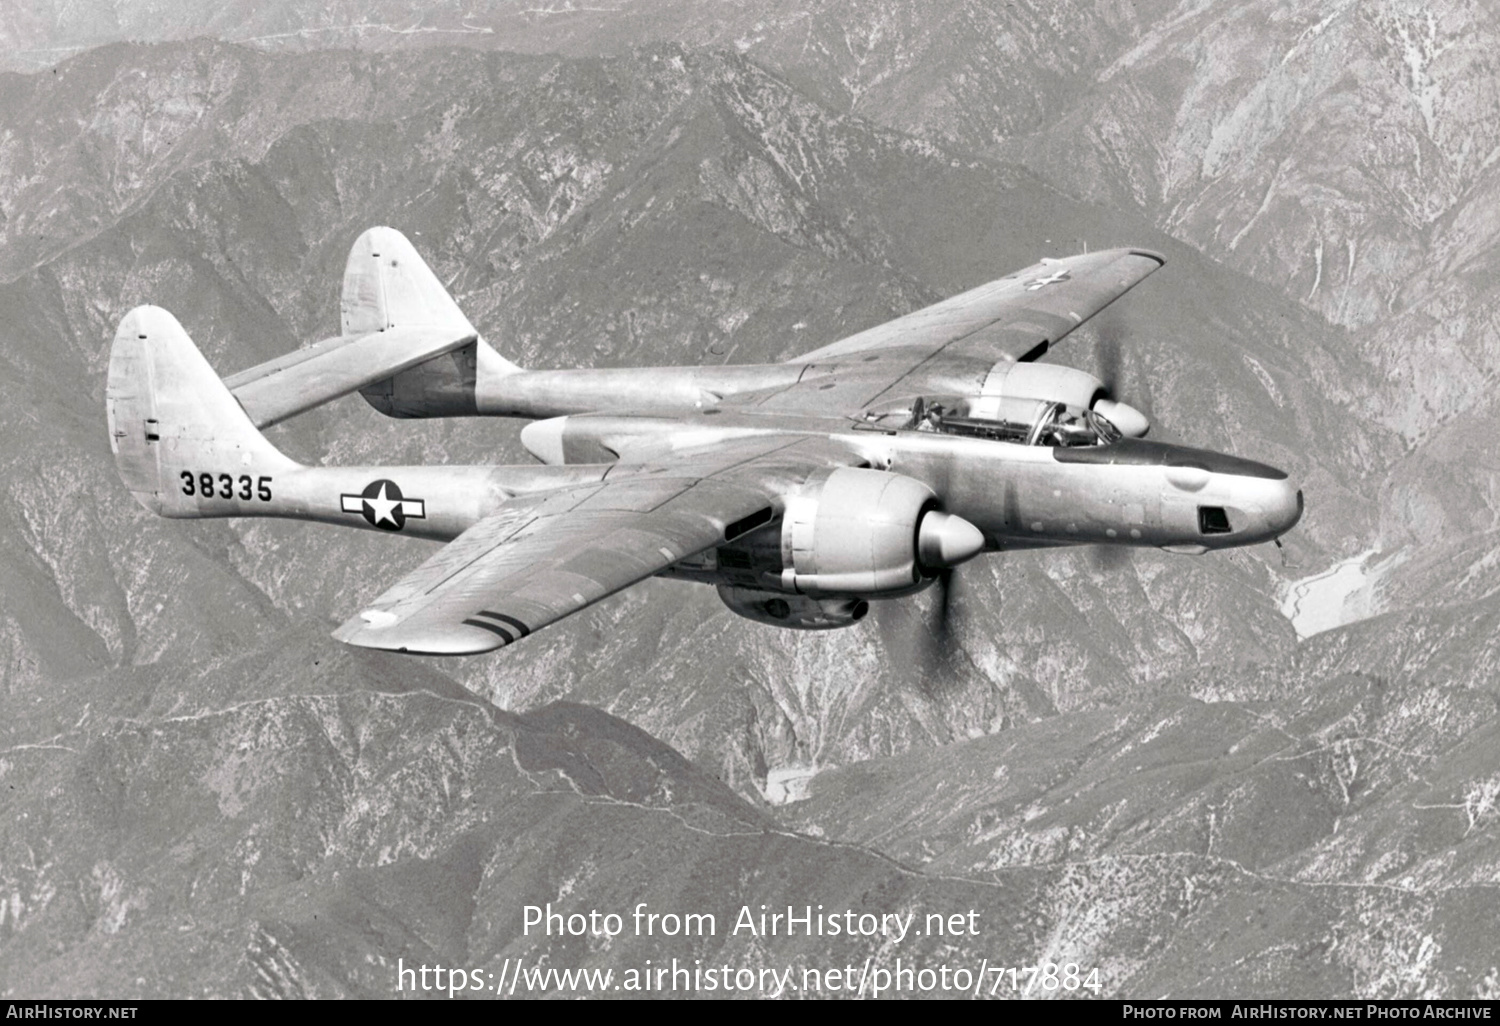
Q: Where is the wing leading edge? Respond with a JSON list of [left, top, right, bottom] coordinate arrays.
[[789, 247, 1164, 366]]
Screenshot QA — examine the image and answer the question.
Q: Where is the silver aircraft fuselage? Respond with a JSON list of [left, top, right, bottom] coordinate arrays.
[[514, 405, 1303, 555], [165, 348, 1303, 562]]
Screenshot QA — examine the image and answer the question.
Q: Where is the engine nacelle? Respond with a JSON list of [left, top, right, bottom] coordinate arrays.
[[973, 361, 1148, 438], [717, 585, 869, 630], [778, 467, 984, 596], [976, 362, 1104, 411]]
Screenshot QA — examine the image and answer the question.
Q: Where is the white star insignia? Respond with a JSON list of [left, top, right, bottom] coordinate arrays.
[[364, 483, 402, 527]]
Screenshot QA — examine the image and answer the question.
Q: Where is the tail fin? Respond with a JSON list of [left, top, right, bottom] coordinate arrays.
[[341, 226, 489, 338], [343, 227, 521, 417], [107, 306, 298, 518]]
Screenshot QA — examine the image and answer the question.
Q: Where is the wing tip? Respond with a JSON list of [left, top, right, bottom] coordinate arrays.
[[1077, 246, 1165, 267], [332, 616, 510, 657]]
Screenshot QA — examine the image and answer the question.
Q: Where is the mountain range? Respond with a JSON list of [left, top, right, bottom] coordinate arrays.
[[1, 1, 1496, 998]]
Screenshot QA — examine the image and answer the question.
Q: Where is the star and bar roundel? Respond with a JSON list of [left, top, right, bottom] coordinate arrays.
[[1024, 268, 1072, 291], [341, 479, 426, 531]]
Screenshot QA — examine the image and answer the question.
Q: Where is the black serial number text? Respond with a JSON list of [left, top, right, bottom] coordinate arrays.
[[181, 471, 273, 501]]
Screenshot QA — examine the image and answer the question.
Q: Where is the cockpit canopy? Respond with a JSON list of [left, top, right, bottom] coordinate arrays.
[[858, 394, 1123, 448]]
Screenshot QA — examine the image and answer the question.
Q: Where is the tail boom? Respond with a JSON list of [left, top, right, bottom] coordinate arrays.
[[234, 463, 608, 542], [106, 305, 608, 540]]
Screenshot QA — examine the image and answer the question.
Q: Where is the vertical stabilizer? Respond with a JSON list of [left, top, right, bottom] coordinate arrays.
[[342, 226, 482, 338], [343, 226, 521, 417], [107, 306, 298, 517]]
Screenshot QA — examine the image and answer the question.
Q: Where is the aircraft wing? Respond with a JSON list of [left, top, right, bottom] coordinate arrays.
[[789, 247, 1163, 366], [224, 325, 476, 428], [333, 438, 853, 655]]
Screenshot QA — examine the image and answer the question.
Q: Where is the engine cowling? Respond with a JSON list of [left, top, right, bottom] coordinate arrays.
[[717, 586, 869, 630], [978, 362, 1104, 410], [975, 361, 1149, 438], [778, 467, 984, 596]]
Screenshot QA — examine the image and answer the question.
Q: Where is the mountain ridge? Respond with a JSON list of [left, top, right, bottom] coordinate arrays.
[[2, 17, 1494, 997]]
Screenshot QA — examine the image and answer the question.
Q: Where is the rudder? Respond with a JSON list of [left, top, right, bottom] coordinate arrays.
[[107, 306, 298, 518]]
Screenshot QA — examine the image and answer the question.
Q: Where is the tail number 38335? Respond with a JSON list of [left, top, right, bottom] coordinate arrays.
[[181, 471, 273, 501]]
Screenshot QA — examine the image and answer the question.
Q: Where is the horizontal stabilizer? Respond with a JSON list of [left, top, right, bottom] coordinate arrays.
[[226, 325, 477, 428], [225, 225, 513, 427]]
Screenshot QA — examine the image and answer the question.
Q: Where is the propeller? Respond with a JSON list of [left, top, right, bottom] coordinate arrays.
[[1090, 316, 1138, 572], [909, 454, 976, 679], [1089, 538, 1131, 572], [910, 564, 964, 693], [1097, 329, 1122, 397], [1090, 311, 1150, 438], [931, 566, 956, 639], [913, 504, 981, 665]]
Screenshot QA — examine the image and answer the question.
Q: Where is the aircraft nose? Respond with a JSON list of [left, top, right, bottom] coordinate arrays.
[[1264, 478, 1303, 536], [1282, 485, 1305, 534], [1236, 474, 1303, 541]]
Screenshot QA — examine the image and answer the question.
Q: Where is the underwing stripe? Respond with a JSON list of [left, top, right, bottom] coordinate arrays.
[[462, 618, 514, 644], [476, 610, 531, 637]]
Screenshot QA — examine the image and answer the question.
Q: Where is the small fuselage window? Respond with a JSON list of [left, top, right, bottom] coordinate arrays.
[[1198, 506, 1232, 534]]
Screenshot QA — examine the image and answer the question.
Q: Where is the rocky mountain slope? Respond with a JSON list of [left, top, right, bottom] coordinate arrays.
[[0, 5, 1495, 998]]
